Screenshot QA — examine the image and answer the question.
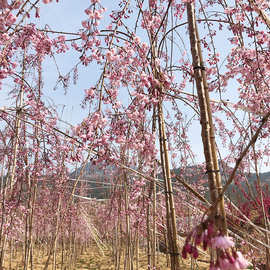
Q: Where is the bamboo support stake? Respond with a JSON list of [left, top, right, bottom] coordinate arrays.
[[157, 114, 173, 264], [9, 48, 27, 189], [42, 196, 62, 270], [23, 149, 31, 270], [249, 0, 270, 28], [162, 216, 170, 267], [30, 246, 33, 270], [9, 240, 11, 270], [146, 190, 152, 270], [151, 108, 157, 269], [148, 11, 180, 267], [157, 102, 180, 270], [252, 140, 270, 269], [23, 184, 37, 270], [24, 206, 29, 270], [24, 63, 42, 269], [186, 3, 218, 205], [61, 239, 64, 270], [0, 161, 7, 269], [194, 10, 227, 233], [113, 226, 117, 269], [135, 228, 139, 270], [25, 139, 39, 270], [55, 198, 62, 270], [115, 197, 122, 270], [186, 2, 228, 235], [123, 170, 132, 270], [152, 181, 157, 268]]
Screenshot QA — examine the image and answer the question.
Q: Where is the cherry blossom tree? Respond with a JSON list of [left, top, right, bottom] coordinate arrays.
[[1, 0, 270, 269]]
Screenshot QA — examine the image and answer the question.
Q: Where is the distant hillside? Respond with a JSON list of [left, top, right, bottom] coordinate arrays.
[[246, 170, 270, 184], [69, 163, 270, 200], [69, 163, 116, 199], [173, 164, 270, 202]]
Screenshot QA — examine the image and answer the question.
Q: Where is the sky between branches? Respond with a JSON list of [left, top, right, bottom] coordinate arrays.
[[2, 0, 268, 172]]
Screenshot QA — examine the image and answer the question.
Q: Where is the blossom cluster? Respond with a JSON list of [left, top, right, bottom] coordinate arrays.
[[182, 217, 249, 270]]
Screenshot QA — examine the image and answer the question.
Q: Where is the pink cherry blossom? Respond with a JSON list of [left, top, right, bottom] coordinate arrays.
[[235, 251, 249, 269], [0, 1, 268, 270], [211, 236, 235, 249]]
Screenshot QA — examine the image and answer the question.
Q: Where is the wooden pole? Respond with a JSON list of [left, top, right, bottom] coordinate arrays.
[[157, 103, 180, 270], [186, 3, 228, 238]]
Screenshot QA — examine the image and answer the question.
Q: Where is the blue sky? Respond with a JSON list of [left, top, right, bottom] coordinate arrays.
[[33, 1, 256, 168]]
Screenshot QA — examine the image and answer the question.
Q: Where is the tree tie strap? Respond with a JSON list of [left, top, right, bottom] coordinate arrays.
[[169, 252, 180, 256], [193, 65, 206, 70], [205, 169, 220, 174]]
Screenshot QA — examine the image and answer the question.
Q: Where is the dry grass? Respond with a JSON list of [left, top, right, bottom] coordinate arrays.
[[74, 248, 209, 270], [3, 245, 210, 270]]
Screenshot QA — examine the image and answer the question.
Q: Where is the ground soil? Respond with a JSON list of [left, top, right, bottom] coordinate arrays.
[[3, 246, 209, 270]]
